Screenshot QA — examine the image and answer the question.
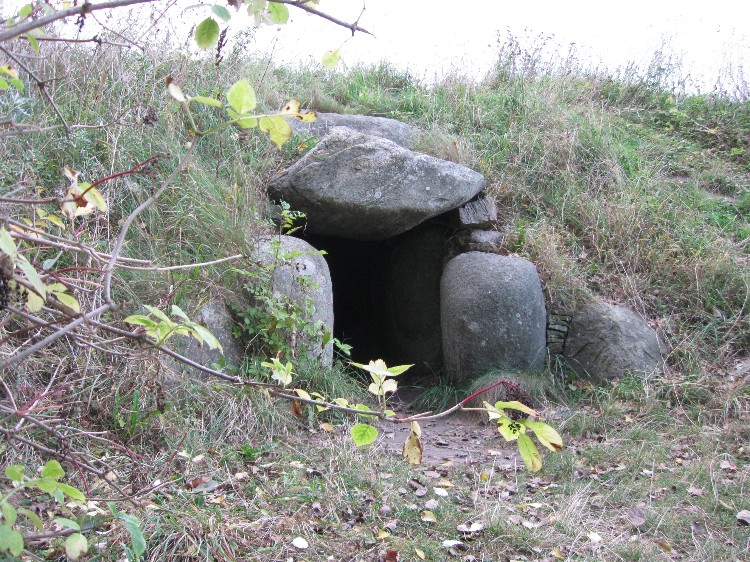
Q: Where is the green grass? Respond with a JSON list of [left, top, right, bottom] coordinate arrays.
[[2, 20, 750, 562]]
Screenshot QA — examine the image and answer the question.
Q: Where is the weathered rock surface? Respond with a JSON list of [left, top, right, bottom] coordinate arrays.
[[290, 112, 418, 148], [449, 193, 498, 229], [441, 252, 547, 384], [449, 229, 503, 255], [180, 298, 245, 373], [249, 235, 334, 366], [563, 302, 666, 381], [268, 127, 485, 240], [383, 224, 446, 372]]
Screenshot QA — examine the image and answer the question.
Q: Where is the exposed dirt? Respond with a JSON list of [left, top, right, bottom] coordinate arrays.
[[376, 387, 522, 468]]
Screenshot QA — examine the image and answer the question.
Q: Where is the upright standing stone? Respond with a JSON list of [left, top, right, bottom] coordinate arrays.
[[248, 235, 334, 366], [441, 252, 547, 385]]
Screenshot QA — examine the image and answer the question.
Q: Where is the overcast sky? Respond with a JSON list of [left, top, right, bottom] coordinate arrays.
[[246, 0, 750, 92], [3, 1, 749, 93]]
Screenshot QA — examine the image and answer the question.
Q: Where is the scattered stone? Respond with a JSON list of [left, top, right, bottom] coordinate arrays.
[[290, 112, 419, 148], [248, 235, 334, 366], [563, 302, 666, 382], [179, 298, 245, 375], [268, 127, 485, 240], [441, 252, 547, 385]]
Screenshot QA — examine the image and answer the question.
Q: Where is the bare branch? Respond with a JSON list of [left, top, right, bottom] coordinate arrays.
[[271, 0, 372, 36], [0, 0, 162, 44]]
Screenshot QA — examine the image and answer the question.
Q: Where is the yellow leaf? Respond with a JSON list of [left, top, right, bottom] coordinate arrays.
[[296, 111, 317, 123], [376, 530, 390, 539], [281, 99, 301, 115], [26, 290, 44, 312], [402, 421, 423, 466], [414, 548, 426, 560], [320, 422, 334, 433], [420, 510, 437, 523], [259, 115, 292, 149], [294, 388, 312, 401], [81, 185, 107, 212]]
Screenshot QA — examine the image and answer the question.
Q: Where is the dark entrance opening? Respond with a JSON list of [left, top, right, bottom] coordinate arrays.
[[299, 222, 447, 377]]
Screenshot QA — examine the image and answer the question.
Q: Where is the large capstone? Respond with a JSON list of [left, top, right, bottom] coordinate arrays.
[[563, 302, 666, 381], [441, 252, 547, 385], [248, 235, 334, 366], [268, 127, 485, 240], [290, 112, 419, 148]]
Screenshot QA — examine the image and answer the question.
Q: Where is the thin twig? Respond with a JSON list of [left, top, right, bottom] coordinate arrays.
[[271, 0, 372, 36]]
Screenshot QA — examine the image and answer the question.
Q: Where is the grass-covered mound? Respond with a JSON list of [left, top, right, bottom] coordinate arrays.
[[1, 20, 748, 560]]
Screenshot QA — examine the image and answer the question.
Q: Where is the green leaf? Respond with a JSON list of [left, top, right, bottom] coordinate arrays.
[[1, 503, 17, 526], [54, 488, 65, 504], [53, 292, 81, 314], [0, 524, 24, 556], [212, 4, 232, 21], [267, 2, 289, 23], [517, 432, 542, 472], [124, 315, 158, 328], [0, 77, 8, 91], [0, 227, 17, 260], [18, 4, 33, 18], [117, 513, 146, 558], [351, 423, 378, 447], [41, 460, 65, 480], [322, 49, 341, 70], [195, 17, 220, 49], [17, 507, 43, 531], [386, 364, 413, 376], [143, 305, 172, 324], [25, 33, 40, 53], [5, 465, 24, 481], [523, 419, 563, 452], [170, 304, 189, 321], [81, 184, 107, 212], [54, 517, 81, 531], [493, 400, 539, 417], [17, 257, 46, 299], [190, 324, 223, 351], [260, 115, 293, 149], [26, 291, 44, 312], [190, 95, 223, 108], [65, 532, 88, 559], [496, 415, 523, 442], [56, 483, 86, 501], [226, 79, 257, 114]]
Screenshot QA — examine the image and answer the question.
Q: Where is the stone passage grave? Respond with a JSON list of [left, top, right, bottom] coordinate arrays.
[[188, 113, 666, 387]]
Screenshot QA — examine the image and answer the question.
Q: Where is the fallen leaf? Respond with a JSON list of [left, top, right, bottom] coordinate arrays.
[[377, 529, 391, 539], [587, 531, 602, 543], [291, 537, 308, 549], [421, 510, 437, 523], [719, 460, 737, 471], [626, 507, 647, 527], [192, 479, 219, 494], [690, 521, 707, 536], [687, 486, 705, 497], [736, 510, 750, 525], [434, 488, 449, 497], [456, 522, 484, 534], [289, 399, 303, 418], [320, 422, 334, 433], [424, 499, 439, 510], [414, 547, 426, 559], [402, 421, 423, 465], [656, 540, 672, 553], [380, 549, 399, 562]]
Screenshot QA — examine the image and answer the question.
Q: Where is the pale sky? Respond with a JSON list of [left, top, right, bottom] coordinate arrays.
[[3, 1, 749, 93], [246, 0, 750, 92]]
